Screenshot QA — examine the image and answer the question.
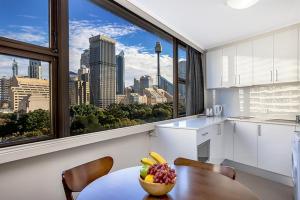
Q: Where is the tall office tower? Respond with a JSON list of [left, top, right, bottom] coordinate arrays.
[[28, 59, 42, 79], [75, 65, 90, 105], [133, 78, 140, 93], [69, 71, 78, 106], [0, 77, 11, 107], [12, 59, 18, 77], [139, 75, 153, 95], [116, 51, 125, 95], [89, 35, 116, 108], [80, 49, 90, 68]]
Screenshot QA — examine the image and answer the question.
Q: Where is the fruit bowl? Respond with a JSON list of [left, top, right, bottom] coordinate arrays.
[[139, 177, 175, 196]]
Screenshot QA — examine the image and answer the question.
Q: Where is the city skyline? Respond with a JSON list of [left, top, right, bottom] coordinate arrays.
[[0, 0, 186, 87]]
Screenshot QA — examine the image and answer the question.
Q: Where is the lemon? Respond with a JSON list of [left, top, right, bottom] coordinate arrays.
[[144, 175, 154, 183]]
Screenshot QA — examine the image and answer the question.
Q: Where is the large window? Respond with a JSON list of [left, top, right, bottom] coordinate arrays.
[[178, 45, 187, 116], [68, 0, 174, 135], [0, 0, 200, 147]]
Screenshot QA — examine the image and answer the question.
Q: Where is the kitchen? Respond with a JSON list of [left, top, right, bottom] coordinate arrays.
[[151, 23, 300, 199]]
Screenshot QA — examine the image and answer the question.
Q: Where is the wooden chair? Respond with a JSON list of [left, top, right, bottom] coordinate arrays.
[[62, 156, 113, 200], [174, 157, 236, 180]]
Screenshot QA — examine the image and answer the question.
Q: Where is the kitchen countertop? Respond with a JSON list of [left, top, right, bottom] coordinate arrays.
[[156, 116, 225, 130], [226, 117, 296, 126], [157, 116, 297, 130]]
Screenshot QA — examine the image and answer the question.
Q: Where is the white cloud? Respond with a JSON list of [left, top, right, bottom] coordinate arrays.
[[69, 20, 173, 86], [0, 25, 48, 46]]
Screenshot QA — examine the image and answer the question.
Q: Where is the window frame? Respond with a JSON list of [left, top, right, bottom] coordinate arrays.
[[0, 0, 196, 148]]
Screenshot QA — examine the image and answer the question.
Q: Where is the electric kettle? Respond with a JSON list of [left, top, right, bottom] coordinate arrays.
[[213, 105, 223, 117]]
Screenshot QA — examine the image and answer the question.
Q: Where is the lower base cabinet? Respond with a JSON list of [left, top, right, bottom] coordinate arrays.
[[258, 124, 293, 176]]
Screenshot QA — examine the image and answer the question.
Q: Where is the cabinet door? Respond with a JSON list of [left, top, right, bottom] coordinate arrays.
[[234, 122, 258, 167], [258, 124, 293, 176], [222, 46, 236, 87], [236, 41, 253, 86], [223, 121, 234, 160], [274, 28, 298, 83], [206, 49, 222, 89], [253, 35, 274, 85], [210, 124, 224, 164]]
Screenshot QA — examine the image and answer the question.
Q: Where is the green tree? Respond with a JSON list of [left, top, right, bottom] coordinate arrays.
[[18, 109, 50, 133]]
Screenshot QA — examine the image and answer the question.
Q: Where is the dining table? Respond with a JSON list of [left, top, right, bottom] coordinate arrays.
[[77, 165, 259, 200]]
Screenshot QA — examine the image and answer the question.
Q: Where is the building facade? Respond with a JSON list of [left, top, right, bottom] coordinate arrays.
[[116, 51, 125, 95], [159, 76, 174, 95], [0, 77, 11, 107], [12, 59, 18, 77], [75, 66, 90, 105], [140, 75, 153, 95], [10, 76, 49, 112], [28, 59, 42, 79], [89, 35, 116, 108], [80, 49, 90, 68]]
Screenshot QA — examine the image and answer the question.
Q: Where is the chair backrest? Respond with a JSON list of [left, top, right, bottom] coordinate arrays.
[[174, 157, 236, 180], [62, 156, 113, 200]]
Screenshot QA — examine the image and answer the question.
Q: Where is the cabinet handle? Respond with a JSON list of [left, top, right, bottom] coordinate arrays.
[[270, 70, 273, 82], [217, 124, 222, 135], [202, 132, 209, 136], [258, 125, 261, 136], [233, 123, 236, 133]]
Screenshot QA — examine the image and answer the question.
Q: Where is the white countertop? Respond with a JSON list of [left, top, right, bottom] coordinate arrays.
[[157, 116, 296, 130], [156, 117, 225, 130]]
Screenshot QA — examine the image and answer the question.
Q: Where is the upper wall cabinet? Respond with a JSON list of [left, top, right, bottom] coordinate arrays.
[[236, 41, 253, 86], [206, 49, 222, 89], [274, 28, 298, 83], [222, 46, 237, 87], [206, 25, 300, 89], [253, 35, 274, 85]]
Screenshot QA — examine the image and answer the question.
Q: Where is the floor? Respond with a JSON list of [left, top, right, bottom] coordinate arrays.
[[236, 170, 294, 200]]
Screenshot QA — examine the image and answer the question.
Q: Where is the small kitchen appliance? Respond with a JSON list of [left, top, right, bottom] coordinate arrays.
[[213, 105, 223, 117]]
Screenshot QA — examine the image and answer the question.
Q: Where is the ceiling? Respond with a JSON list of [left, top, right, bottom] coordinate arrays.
[[127, 0, 300, 50]]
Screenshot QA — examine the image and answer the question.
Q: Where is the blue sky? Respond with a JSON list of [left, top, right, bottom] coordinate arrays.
[[0, 0, 186, 86]]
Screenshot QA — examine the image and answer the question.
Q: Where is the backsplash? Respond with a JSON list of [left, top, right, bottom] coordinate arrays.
[[206, 82, 300, 120]]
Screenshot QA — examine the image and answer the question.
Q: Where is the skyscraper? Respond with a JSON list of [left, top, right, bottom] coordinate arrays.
[[28, 59, 42, 79], [69, 71, 78, 106], [0, 77, 11, 107], [80, 49, 90, 68], [159, 76, 174, 95], [75, 65, 90, 105], [116, 51, 125, 95], [89, 35, 116, 108], [140, 75, 153, 94], [133, 78, 140, 93], [12, 59, 18, 77]]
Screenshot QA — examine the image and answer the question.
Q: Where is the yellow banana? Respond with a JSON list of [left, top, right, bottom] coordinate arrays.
[[149, 151, 167, 164], [141, 157, 156, 166]]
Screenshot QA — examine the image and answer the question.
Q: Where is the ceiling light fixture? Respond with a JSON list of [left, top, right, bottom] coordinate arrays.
[[226, 0, 259, 9]]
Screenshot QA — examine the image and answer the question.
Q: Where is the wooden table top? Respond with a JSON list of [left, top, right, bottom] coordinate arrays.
[[77, 165, 259, 200]]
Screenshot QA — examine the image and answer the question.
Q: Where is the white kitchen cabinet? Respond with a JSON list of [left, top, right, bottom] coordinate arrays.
[[253, 35, 274, 85], [274, 28, 298, 83], [258, 124, 293, 176], [210, 123, 224, 164], [222, 46, 236, 87], [206, 49, 222, 89], [236, 41, 253, 86], [234, 122, 258, 167], [223, 121, 234, 160]]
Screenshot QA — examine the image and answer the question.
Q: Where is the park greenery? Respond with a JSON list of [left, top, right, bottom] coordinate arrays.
[[0, 102, 177, 144]]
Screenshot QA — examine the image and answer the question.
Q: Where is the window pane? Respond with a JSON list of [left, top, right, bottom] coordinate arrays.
[[178, 83, 186, 116], [0, 55, 52, 145], [178, 45, 186, 80], [0, 0, 49, 47], [69, 0, 173, 135]]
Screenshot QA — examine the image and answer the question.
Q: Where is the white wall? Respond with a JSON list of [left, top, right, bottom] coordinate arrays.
[[206, 82, 300, 120], [0, 132, 150, 200]]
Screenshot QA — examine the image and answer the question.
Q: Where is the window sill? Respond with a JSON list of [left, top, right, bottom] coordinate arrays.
[[0, 115, 197, 165]]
